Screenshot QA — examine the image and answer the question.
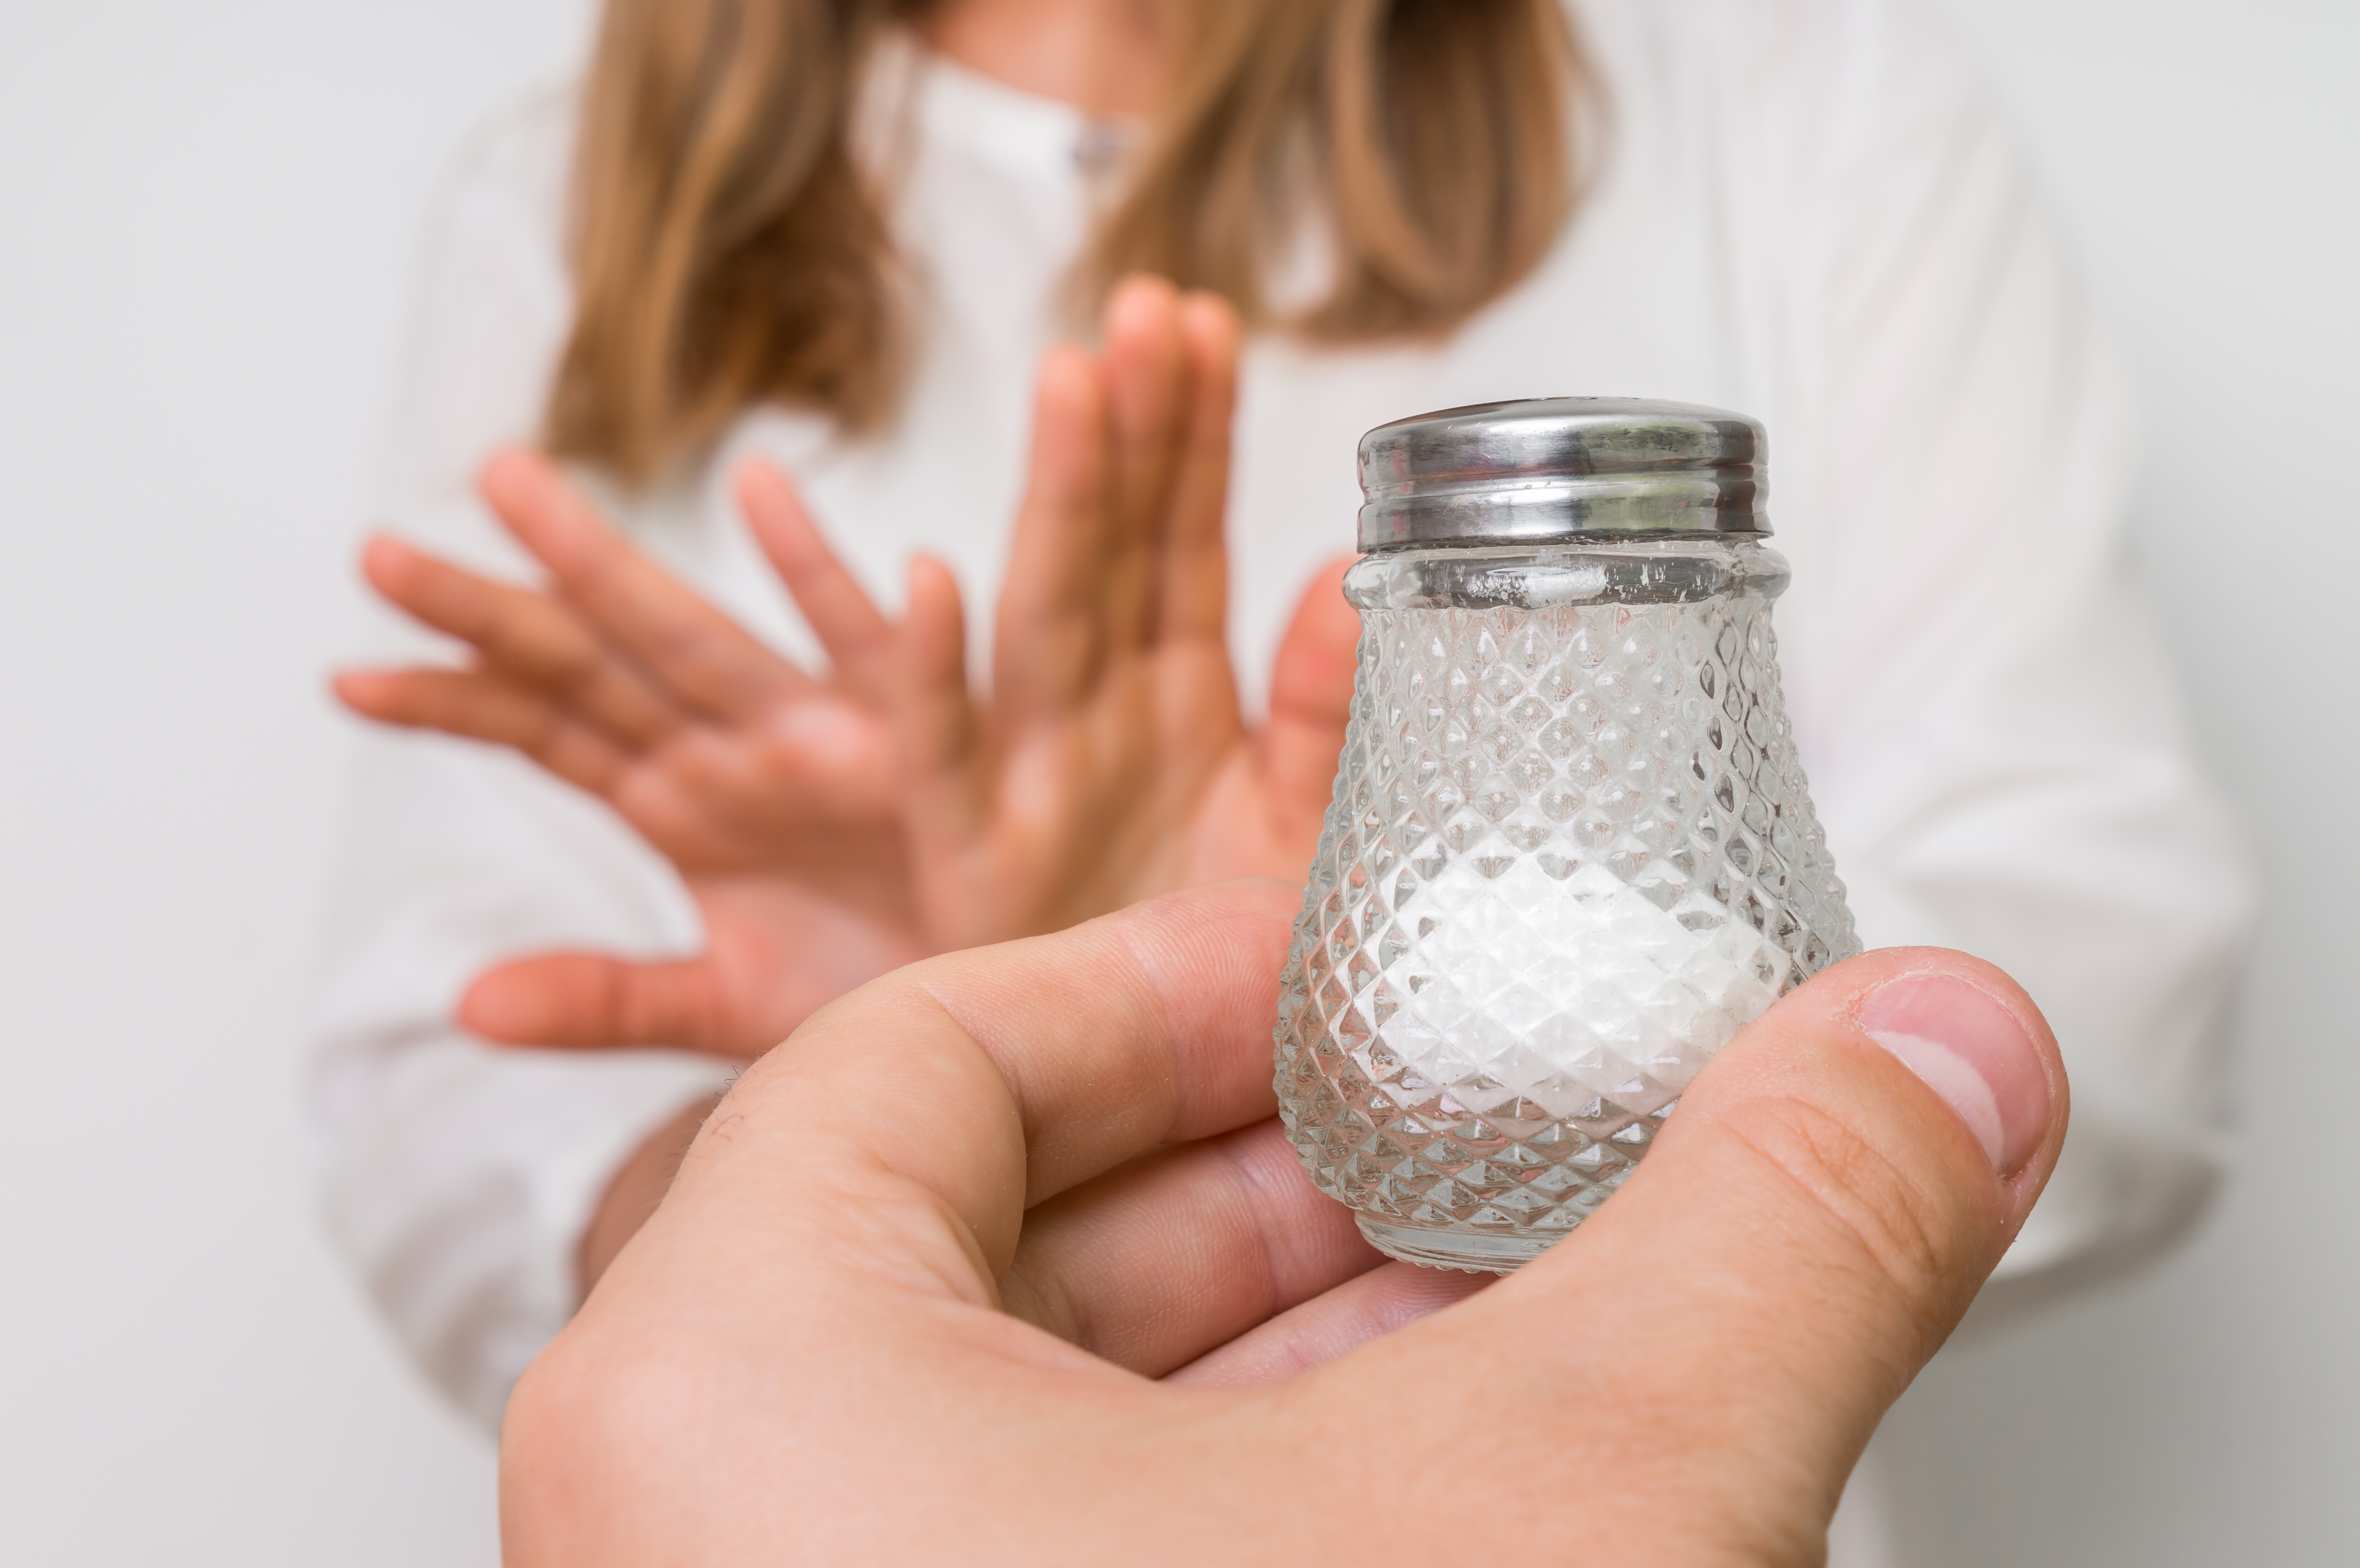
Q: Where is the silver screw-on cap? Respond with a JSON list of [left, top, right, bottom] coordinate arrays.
[[1356, 397, 1769, 551]]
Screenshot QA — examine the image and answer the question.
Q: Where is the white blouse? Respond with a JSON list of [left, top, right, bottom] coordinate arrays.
[[310, 0, 2255, 1439]]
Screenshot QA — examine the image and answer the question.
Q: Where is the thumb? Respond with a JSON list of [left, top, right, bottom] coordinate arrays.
[[1591, 942, 2065, 1342], [1261, 556, 1358, 813], [891, 553, 990, 843], [460, 952, 736, 1057], [1344, 946, 2066, 1562]]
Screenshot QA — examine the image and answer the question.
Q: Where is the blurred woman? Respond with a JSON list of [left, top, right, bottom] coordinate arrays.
[[312, 2, 2250, 1545]]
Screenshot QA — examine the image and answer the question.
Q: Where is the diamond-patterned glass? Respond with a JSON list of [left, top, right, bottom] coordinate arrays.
[[1275, 564, 1858, 1273]]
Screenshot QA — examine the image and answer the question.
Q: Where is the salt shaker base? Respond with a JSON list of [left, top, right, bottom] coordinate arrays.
[[1355, 1214, 1571, 1274]]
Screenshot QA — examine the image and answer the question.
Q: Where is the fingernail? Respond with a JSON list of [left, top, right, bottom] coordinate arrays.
[[1856, 974, 2050, 1175]]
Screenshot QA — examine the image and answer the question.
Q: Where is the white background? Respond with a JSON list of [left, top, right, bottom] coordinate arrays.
[[0, 2, 2349, 1562]]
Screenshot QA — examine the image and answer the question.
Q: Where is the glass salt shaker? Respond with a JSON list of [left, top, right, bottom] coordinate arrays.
[[1274, 398, 1861, 1273]]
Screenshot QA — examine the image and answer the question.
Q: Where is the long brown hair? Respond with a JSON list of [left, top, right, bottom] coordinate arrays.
[[549, 0, 1585, 486]]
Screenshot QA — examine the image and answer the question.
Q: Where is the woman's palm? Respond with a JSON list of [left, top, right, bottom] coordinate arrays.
[[341, 279, 1358, 1058]]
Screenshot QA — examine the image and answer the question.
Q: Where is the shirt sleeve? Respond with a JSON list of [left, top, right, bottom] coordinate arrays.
[[1762, 0, 2258, 1319], [304, 93, 733, 1431]]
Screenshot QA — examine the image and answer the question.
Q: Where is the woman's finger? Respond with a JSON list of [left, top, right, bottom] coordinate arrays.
[[361, 534, 600, 683], [892, 554, 989, 854], [360, 536, 682, 750], [998, 1119, 1385, 1377], [737, 460, 898, 703], [1153, 290, 1242, 645], [1261, 557, 1359, 816], [464, 872, 926, 1056], [461, 950, 737, 1055], [333, 668, 630, 798], [992, 346, 1113, 723], [1097, 276, 1190, 655], [480, 449, 810, 721]]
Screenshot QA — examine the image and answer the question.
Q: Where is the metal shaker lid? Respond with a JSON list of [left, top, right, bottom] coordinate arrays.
[[1356, 397, 1769, 551]]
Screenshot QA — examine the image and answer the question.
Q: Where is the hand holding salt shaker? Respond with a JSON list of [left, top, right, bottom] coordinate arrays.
[[1275, 398, 1861, 1272]]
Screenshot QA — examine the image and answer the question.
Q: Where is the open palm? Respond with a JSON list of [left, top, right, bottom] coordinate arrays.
[[339, 453, 912, 923], [892, 282, 1356, 947], [337, 279, 1356, 1057]]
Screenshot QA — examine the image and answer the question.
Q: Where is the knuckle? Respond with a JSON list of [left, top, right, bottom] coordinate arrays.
[[518, 612, 601, 685], [519, 710, 576, 767], [499, 1337, 585, 1468], [499, 1335, 614, 1495], [501, 1325, 688, 1530]]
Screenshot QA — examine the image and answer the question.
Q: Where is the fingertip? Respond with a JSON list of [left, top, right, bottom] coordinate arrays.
[[1036, 342, 1103, 414], [357, 544, 405, 604], [327, 669, 376, 714], [1103, 276, 1187, 403], [460, 955, 613, 1048], [731, 456, 771, 512], [1106, 273, 1182, 337], [477, 446, 546, 511], [733, 455, 793, 516], [1475, 944, 2065, 1450], [1177, 292, 1242, 442], [330, 662, 390, 698], [906, 551, 956, 605], [1849, 951, 2062, 1184], [1180, 288, 1243, 358], [358, 532, 409, 579], [457, 968, 540, 1045], [1669, 943, 2066, 1249], [480, 448, 599, 557], [359, 535, 453, 607], [736, 458, 816, 560]]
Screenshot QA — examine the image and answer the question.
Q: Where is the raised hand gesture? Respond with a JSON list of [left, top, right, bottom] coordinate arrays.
[[336, 277, 1356, 1058], [893, 278, 1356, 947], [337, 450, 930, 1056], [339, 452, 910, 901]]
